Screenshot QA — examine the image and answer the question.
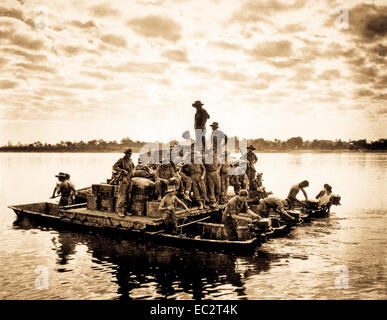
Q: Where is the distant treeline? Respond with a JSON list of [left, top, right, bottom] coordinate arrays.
[[246, 137, 387, 152], [0, 137, 386, 152], [0, 138, 147, 153]]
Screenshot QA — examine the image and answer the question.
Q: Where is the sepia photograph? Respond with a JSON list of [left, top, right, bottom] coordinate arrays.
[[0, 0, 386, 304]]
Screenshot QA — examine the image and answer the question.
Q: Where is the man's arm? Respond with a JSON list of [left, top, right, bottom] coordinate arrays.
[[113, 158, 129, 175], [280, 207, 295, 220], [70, 183, 76, 197], [158, 198, 168, 210], [174, 196, 189, 211], [155, 165, 161, 179], [231, 214, 252, 223], [51, 183, 60, 198], [315, 190, 324, 199], [112, 158, 122, 171], [301, 187, 308, 200], [253, 153, 258, 164], [246, 209, 261, 220], [200, 163, 206, 180]]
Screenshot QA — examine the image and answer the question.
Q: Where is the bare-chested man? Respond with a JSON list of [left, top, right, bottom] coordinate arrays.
[[158, 186, 189, 234]]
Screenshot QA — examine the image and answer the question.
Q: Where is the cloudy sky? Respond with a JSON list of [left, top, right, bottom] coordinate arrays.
[[0, 0, 386, 145]]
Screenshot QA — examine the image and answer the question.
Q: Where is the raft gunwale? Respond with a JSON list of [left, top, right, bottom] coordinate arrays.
[[8, 202, 259, 254]]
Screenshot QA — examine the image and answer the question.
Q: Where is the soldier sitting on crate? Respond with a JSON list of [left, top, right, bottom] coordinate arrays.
[[229, 162, 249, 196], [113, 148, 135, 217], [154, 159, 181, 200], [159, 186, 189, 234], [51, 172, 76, 207], [222, 190, 261, 241], [256, 197, 296, 220]]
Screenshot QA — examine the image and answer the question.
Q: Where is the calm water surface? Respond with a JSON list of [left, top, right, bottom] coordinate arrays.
[[0, 152, 386, 299]]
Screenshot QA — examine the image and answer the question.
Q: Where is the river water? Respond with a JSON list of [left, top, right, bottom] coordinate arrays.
[[0, 152, 386, 300]]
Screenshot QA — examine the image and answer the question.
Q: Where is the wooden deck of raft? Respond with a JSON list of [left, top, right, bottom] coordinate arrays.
[[58, 204, 225, 231]]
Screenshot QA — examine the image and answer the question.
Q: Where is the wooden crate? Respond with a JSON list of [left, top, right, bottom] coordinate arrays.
[[130, 200, 146, 216], [146, 201, 162, 218], [87, 195, 99, 210], [91, 184, 100, 195], [100, 197, 115, 212], [99, 184, 115, 198]]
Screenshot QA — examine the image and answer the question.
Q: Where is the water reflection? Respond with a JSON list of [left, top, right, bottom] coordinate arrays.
[[13, 215, 274, 300]]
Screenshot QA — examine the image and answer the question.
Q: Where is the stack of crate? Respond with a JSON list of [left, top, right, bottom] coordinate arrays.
[[87, 183, 119, 212]]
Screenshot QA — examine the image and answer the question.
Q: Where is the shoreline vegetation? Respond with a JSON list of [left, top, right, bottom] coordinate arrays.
[[1, 137, 386, 153]]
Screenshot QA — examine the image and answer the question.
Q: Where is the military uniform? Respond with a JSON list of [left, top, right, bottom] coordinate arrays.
[[205, 163, 220, 205], [243, 150, 258, 184], [155, 163, 180, 199], [210, 128, 227, 157], [193, 105, 210, 153], [222, 196, 250, 240], [219, 162, 229, 203], [113, 156, 134, 214], [179, 166, 192, 195], [248, 176, 267, 201], [229, 169, 249, 195], [182, 163, 206, 203]]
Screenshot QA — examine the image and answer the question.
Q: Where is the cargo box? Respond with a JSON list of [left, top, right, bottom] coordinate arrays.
[[99, 184, 115, 198], [130, 200, 146, 216], [100, 197, 115, 212], [91, 184, 100, 195], [146, 201, 162, 218], [87, 194, 99, 210]]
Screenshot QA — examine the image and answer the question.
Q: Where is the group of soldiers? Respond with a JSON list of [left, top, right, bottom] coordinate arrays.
[[51, 100, 338, 240], [110, 100, 268, 216]]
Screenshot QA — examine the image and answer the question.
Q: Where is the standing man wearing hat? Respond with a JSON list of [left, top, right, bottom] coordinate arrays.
[[242, 145, 258, 184], [51, 172, 76, 206], [210, 121, 228, 159], [113, 148, 135, 216], [192, 100, 210, 154]]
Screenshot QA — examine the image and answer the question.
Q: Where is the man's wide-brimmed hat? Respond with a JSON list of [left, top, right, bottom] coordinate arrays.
[[247, 144, 256, 150], [210, 122, 219, 128], [124, 148, 133, 154], [55, 172, 67, 178], [192, 100, 204, 108]]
